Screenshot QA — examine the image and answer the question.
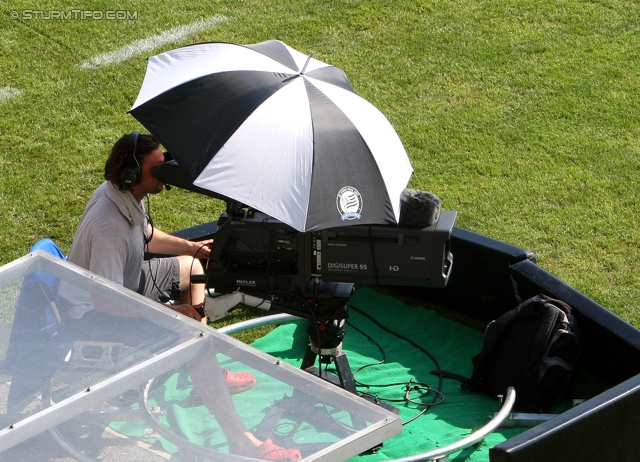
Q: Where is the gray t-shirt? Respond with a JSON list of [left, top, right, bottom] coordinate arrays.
[[63, 181, 148, 317]]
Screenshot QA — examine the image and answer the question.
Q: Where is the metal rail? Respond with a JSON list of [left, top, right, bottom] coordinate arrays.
[[218, 314, 517, 462], [217, 312, 297, 335], [390, 387, 516, 461]]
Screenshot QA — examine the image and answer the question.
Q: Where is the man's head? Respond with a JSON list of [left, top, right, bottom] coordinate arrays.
[[104, 133, 161, 191]]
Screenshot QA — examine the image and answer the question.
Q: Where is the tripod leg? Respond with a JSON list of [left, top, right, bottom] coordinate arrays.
[[333, 352, 356, 393], [301, 345, 356, 393], [301, 344, 318, 371]]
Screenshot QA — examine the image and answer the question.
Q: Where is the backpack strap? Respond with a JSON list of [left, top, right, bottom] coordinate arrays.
[[539, 294, 572, 313], [430, 369, 470, 383]]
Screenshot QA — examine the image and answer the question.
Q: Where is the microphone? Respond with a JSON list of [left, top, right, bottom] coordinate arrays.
[[398, 189, 442, 228]]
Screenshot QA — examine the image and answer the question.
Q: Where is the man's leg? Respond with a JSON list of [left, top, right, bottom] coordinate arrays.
[[176, 255, 205, 305], [189, 343, 302, 461], [140, 258, 181, 303], [141, 260, 300, 460], [188, 352, 262, 453]]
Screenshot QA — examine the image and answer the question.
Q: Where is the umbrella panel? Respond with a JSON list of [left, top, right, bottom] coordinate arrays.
[[130, 71, 293, 180], [305, 80, 395, 231]]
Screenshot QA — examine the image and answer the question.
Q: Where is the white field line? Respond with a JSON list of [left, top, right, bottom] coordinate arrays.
[[0, 86, 23, 102], [79, 15, 229, 69]]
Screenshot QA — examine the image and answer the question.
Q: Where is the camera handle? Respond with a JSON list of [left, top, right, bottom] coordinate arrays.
[[202, 291, 271, 321]]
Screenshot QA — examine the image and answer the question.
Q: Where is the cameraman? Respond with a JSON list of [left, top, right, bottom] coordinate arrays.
[[64, 133, 302, 461], [68, 133, 210, 320]]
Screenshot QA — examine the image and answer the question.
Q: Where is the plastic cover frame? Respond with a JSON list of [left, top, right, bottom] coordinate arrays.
[[0, 251, 401, 461]]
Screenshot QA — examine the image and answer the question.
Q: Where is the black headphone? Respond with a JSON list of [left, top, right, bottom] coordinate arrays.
[[120, 131, 141, 189]]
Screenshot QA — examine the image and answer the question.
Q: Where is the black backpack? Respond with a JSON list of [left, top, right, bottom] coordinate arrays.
[[462, 294, 581, 413]]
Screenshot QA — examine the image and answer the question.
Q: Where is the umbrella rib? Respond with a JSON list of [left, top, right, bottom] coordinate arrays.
[[300, 52, 314, 75], [282, 53, 315, 83]]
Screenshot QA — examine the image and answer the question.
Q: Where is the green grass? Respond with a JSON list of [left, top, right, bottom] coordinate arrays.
[[1, 0, 639, 325]]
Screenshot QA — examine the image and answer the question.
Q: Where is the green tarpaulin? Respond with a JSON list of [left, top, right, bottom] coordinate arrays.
[[114, 286, 603, 460], [252, 286, 524, 461]]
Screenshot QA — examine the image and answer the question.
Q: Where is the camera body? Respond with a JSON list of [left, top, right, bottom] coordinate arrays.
[[152, 160, 456, 309], [205, 209, 456, 297]]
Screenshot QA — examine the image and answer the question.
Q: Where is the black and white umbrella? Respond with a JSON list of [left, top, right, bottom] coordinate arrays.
[[130, 40, 413, 232]]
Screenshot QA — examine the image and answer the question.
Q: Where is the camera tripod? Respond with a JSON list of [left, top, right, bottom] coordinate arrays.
[[204, 280, 358, 392], [300, 301, 357, 393]]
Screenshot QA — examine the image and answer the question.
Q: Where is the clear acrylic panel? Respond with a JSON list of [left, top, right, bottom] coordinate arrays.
[[0, 251, 400, 461]]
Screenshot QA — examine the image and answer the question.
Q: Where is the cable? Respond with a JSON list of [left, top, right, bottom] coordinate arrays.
[[350, 304, 443, 381], [144, 224, 164, 299], [142, 199, 164, 299], [346, 305, 446, 425], [188, 241, 209, 307], [346, 320, 386, 390], [142, 196, 170, 303], [144, 195, 212, 307], [261, 288, 324, 377]]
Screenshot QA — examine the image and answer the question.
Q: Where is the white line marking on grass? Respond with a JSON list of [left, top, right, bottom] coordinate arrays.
[[0, 87, 23, 102], [79, 15, 228, 69]]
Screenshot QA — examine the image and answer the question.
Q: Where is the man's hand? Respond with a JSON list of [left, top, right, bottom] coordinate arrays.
[[192, 239, 213, 259]]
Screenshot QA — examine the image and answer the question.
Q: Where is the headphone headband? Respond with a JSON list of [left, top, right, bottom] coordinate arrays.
[[127, 131, 140, 152], [121, 131, 142, 189]]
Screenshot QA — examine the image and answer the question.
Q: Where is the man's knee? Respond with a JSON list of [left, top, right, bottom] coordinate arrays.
[[177, 255, 204, 271], [191, 256, 204, 273], [177, 255, 205, 285]]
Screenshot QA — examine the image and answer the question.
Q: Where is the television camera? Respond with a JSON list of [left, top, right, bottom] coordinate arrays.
[[154, 161, 456, 390]]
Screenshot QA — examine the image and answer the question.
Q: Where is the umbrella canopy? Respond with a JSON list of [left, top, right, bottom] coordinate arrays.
[[130, 40, 413, 232]]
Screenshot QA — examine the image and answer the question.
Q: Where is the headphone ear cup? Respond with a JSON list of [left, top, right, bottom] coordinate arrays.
[[121, 165, 140, 189]]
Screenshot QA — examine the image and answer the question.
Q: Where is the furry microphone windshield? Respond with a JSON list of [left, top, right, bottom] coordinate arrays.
[[398, 189, 442, 229]]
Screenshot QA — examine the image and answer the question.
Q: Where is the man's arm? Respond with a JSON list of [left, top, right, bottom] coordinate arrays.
[[146, 226, 212, 259]]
